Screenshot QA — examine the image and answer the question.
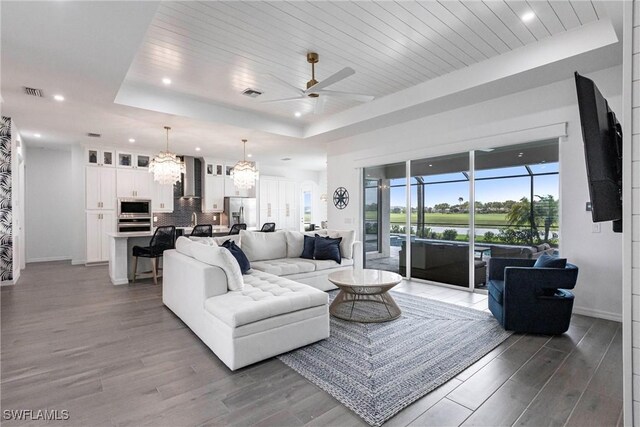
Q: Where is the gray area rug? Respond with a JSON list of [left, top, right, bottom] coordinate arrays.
[[278, 290, 512, 426]]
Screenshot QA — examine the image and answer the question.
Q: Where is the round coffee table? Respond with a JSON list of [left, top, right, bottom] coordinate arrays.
[[328, 269, 403, 323]]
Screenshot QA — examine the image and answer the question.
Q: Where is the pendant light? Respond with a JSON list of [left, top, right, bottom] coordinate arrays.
[[149, 126, 185, 185], [231, 139, 258, 190]]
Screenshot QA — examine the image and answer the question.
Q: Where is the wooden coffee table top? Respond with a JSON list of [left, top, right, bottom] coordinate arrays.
[[328, 269, 403, 288]]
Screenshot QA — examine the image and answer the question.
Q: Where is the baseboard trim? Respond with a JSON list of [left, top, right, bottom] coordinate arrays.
[[1, 279, 15, 287], [71, 259, 86, 265], [573, 306, 622, 322], [26, 256, 71, 263]]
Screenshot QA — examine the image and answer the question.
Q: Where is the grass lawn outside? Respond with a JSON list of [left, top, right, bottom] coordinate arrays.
[[365, 212, 558, 228]]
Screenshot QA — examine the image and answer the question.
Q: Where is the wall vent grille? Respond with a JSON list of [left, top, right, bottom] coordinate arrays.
[[87, 133, 101, 138], [23, 87, 44, 97]]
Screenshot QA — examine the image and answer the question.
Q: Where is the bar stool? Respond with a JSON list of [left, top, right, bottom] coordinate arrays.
[[132, 226, 176, 285], [229, 223, 247, 235], [260, 222, 276, 232], [190, 224, 213, 237]]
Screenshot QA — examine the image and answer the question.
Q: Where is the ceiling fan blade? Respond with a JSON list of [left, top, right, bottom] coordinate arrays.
[[316, 90, 375, 102], [305, 67, 355, 93], [264, 73, 304, 95], [314, 96, 326, 115], [260, 96, 305, 104]]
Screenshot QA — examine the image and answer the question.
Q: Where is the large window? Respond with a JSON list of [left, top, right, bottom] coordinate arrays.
[[362, 139, 560, 292]]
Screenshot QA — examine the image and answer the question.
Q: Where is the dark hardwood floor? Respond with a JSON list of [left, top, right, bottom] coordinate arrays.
[[1, 261, 623, 426]]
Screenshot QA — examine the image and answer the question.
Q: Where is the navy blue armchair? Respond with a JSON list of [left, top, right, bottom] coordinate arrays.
[[488, 258, 579, 335]]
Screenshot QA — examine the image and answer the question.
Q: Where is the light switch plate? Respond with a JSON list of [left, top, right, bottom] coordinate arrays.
[[153, 216, 158, 222], [592, 223, 601, 233]]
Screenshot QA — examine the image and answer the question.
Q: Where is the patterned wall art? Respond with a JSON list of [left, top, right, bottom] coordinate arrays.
[[0, 116, 13, 281]]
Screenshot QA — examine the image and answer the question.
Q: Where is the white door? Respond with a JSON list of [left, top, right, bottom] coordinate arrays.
[[85, 167, 101, 210], [100, 168, 116, 210]]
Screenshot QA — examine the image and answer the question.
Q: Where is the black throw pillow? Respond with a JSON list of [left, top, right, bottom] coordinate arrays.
[[314, 234, 342, 264], [221, 240, 251, 274], [301, 235, 316, 260]]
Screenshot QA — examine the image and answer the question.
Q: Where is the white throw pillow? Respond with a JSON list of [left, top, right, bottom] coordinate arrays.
[[175, 236, 195, 257], [327, 230, 356, 259], [214, 235, 241, 247], [239, 230, 287, 261], [188, 236, 217, 246], [285, 231, 304, 258], [191, 242, 244, 291]]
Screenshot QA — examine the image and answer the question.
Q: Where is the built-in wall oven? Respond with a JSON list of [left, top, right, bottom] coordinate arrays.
[[118, 199, 152, 233]]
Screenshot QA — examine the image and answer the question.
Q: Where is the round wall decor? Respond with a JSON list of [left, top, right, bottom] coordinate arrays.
[[333, 187, 349, 209]]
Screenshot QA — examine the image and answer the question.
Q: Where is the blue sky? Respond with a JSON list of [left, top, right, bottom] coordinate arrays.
[[389, 173, 559, 207]]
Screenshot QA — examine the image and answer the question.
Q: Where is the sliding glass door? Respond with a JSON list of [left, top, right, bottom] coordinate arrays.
[[362, 139, 560, 292], [474, 140, 560, 288], [409, 153, 471, 288], [363, 163, 406, 275]]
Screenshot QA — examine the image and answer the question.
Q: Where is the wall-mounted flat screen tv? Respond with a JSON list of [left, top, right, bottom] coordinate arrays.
[[574, 72, 623, 233]]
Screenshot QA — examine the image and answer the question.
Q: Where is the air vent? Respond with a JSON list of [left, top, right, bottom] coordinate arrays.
[[23, 87, 44, 97], [241, 88, 263, 98], [87, 132, 101, 138]]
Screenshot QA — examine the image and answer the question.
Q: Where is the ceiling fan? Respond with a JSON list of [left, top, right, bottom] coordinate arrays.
[[262, 52, 375, 114]]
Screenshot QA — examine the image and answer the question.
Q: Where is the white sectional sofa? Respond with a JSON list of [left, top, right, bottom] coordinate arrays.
[[162, 230, 361, 371]]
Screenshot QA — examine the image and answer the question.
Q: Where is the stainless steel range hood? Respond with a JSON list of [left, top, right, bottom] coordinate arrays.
[[181, 156, 200, 198]]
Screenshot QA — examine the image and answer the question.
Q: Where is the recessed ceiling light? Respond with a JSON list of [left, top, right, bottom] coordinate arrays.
[[247, 153, 252, 158], [128, 138, 135, 143], [34, 133, 41, 138], [195, 147, 201, 151], [521, 11, 535, 22], [162, 77, 172, 85], [53, 94, 65, 102], [294, 112, 301, 118], [428, 164, 433, 167]]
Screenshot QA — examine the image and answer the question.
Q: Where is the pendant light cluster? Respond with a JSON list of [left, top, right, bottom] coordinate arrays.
[[149, 126, 185, 185], [231, 139, 258, 190]]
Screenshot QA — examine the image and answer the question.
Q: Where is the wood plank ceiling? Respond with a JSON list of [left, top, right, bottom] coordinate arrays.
[[125, 1, 606, 121]]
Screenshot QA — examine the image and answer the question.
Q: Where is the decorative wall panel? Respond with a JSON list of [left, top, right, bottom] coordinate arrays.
[[0, 116, 12, 281]]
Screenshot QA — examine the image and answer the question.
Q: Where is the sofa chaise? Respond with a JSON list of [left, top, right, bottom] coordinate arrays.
[[162, 230, 361, 370]]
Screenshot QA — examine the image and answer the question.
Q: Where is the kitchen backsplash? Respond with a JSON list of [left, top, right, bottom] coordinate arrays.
[[154, 158, 223, 228], [154, 198, 222, 228]]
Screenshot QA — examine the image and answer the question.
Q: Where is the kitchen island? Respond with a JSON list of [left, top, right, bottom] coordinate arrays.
[[107, 227, 232, 285]]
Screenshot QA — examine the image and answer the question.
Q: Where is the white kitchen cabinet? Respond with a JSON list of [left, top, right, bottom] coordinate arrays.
[[86, 210, 115, 263], [259, 177, 279, 225], [86, 166, 116, 210], [278, 180, 298, 231], [86, 147, 115, 167], [116, 151, 150, 170], [258, 177, 297, 230], [117, 169, 152, 199], [202, 175, 225, 212], [153, 181, 174, 213]]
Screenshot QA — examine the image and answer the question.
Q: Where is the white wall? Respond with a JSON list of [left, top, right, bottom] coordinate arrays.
[[327, 65, 624, 320], [25, 146, 73, 262]]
